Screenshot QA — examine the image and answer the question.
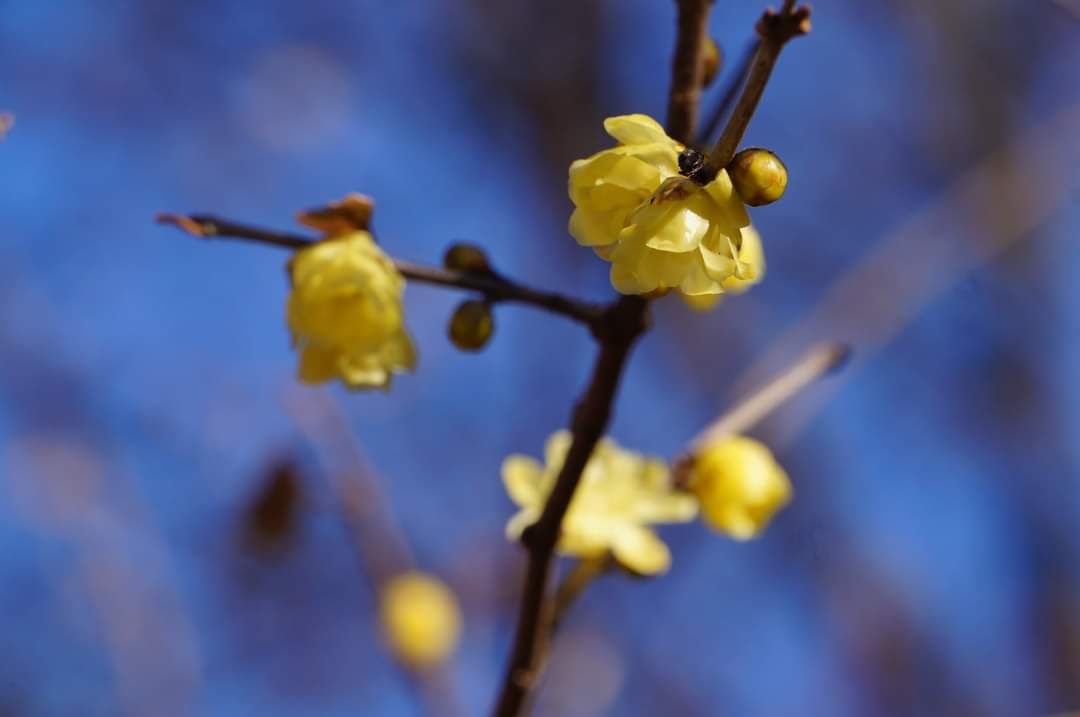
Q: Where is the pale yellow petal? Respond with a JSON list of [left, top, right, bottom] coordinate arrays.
[[611, 526, 671, 575], [501, 456, 545, 508], [603, 114, 672, 147]]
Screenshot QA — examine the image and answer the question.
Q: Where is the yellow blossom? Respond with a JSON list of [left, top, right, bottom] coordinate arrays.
[[502, 431, 697, 575], [681, 223, 766, 311], [568, 114, 759, 298], [687, 436, 791, 540], [379, 571, 462, 668], [286, 231, 415, 390]]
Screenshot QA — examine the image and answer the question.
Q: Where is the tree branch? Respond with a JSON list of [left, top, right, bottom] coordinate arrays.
[[665, 0, 714, 145], [683, 341, 848, 457], [156, 213, 604, 328], [491, 1, 717, 713], [706, 2, 811, 173]]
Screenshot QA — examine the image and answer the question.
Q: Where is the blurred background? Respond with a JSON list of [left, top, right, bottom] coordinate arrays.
[[2, 0, 1079, 715]]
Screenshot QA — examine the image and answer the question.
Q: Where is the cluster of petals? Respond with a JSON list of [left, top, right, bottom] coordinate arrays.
[[502, 430, 698, 575], [286, 231, 415, 390], [568, 114, 764, 301]]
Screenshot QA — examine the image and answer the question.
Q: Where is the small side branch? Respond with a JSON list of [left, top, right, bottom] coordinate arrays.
[[156, 213, 604, 328], [706, 1, 811, 173], [689, 342, 849, 454]]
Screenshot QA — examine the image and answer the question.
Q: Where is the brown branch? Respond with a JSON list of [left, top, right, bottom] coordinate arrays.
[[665, 0, 714, 145], [492, 297, 647, 717], [706, 2, 811, 173], [156, 213, 604, 328], [492, 1, 718, 713], [696, 39, 759, 146]]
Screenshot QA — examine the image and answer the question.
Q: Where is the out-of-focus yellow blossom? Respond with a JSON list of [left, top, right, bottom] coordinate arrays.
[[568, 114, 758, 298], [687, 436, 791, 540], [379, 571, 462, 668], [287, 231, 415, 390], [502, 431, 697, 575]]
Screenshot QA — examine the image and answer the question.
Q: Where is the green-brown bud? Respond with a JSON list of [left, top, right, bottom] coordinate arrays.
[[702, 38, 722, 87], [448, 300, 494, 351], [443, 243, 491, 273], [727, 148, 788, 207]]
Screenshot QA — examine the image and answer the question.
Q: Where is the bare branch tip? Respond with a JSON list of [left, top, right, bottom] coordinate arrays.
[[759, 3, 812, 41], [819, 342, 853, 374], [155, 212, 211, 237]]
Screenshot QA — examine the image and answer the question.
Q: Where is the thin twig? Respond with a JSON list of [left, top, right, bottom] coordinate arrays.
[[706, 2, 811, 174], [287, 390, 465, 717], [687, 342, 850, 455], [696, 39, 759, 147], [666, 0, 715, 145], [156, 213, 604, 329]]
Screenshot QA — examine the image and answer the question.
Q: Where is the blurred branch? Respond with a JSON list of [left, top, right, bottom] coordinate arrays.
[[706, 1, 811, 174], [666, 0, 715, 144], [687, 342, 850, 455], [697, 40, 759, 147], [287, 390, 464, 717], [735, 102, 1080, 445], [156, 213, 605, 329]]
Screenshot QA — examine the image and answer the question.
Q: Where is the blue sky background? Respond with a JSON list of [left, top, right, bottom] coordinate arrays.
[[1, 1, 1078, 715]]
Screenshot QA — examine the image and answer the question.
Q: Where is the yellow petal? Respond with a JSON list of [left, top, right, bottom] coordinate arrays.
[[681, 292, 723, 312], [501, 456, 545, 507], [603, 114, 672, 147], [611, 526, 671, 575], [544, 430, 573, 470], [691, 436, 792, 539]]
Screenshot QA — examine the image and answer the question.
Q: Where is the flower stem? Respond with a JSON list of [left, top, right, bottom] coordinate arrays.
[[706, 3, 811, 174]]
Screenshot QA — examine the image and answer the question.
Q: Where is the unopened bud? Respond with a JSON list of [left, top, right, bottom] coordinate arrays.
[[443, 243, 491, 273], [448, 300, 494, 351], [727, 148, 788, 207], [702, 38, 722, 87]]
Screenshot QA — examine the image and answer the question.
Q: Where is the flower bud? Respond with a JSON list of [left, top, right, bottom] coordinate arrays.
[[443, 243, 491, 273], [702, 38, 722, 87], [448, 300, 494, 351], [687, 436, 791, 540], [727, 148, 788, 207], [379, 571, 462, 668]]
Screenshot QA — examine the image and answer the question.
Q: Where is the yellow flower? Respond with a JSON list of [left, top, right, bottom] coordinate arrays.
[[502, 431, 697, 575], [687, 436, 791, 540], [286, 231, 416, 390], [680, 223, 766, 311], [568, 114, 758, 298], [379, 571, 462, 668]]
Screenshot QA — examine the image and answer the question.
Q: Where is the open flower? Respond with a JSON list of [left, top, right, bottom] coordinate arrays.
[[379, 571, 462, 668], [680, 223, 766, 311], [286, 231, 415, 389], [687, 436, 791, 540], [502, 430, 697, 575], [568, 114, 757, 298]]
